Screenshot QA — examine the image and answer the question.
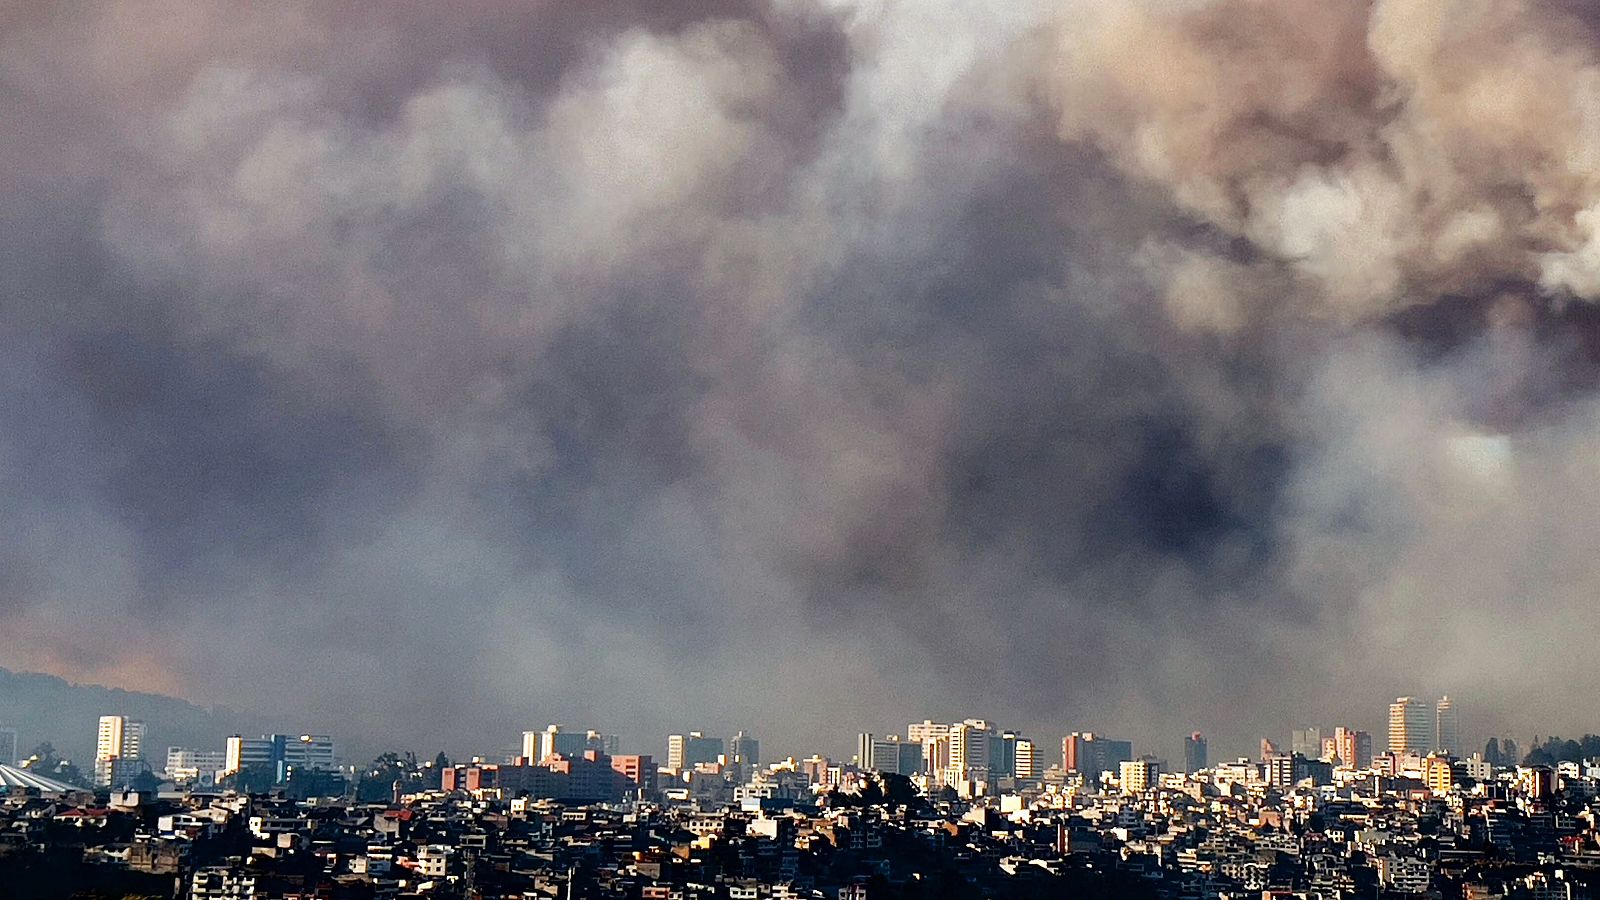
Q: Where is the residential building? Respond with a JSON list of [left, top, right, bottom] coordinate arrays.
[[94, 716, 145, 788], [1013, 738, 1039, 781], [1334, 727, 1373, 768], [1119, 757, 1159, 793]]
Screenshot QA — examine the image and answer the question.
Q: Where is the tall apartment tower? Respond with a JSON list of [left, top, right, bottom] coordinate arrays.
[[1013, 738, 1039, 780], [1435, 697, 1460, 756], [1334, 727, 1373, 768], [946, 720, 994, 782], [95, 715, 146, 787], [1388, 697, 1435, 755]]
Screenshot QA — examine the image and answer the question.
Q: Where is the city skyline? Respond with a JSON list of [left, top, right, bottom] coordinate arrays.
[[1, 693, 1517, 785]]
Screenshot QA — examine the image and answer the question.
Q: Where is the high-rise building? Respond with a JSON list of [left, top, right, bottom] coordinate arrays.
[[1389, 697, 1435, 755], [1184, 732, 1208, 773], [729, 732, 760, 769], [1334, 727, 1373, 768], [95, 716, 146, 788], [1435, 697, 1459, 756], [529, 725, 592, 762], [991, 731, 1024, 779], [946, 720, 994, 783], [1291, 728, 1322, 759], [0, 728, 16, 767], [858, 734, 925, 777], [1013, 739, 1039, 780], [1062, 733, 1133, 777], [666, 732, 723, 770]]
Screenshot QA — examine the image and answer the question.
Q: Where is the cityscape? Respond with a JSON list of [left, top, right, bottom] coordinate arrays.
[[3, 697, 1600, 897], [11, 0, 1600, 898]]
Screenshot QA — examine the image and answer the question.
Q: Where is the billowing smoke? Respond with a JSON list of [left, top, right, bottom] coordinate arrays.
[[2, 0, 1599, 762]]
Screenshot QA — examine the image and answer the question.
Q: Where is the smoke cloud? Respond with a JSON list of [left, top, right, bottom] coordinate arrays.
[[3, 0, 1600, 763]]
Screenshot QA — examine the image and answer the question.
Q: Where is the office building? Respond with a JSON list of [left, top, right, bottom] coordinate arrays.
[[1291, 728, 1322, 759], [991, 731, 1024, 779], [667, 732, 723, 770], [1062, 732, 1133, 777], [907, 720, 951, 744], [1184, 732, 1208, 773], [1389, 697, 1435, 755], [1436, 696, 1460, 756], [224, 734, 335, 782], [526, 725, 593, 762], [858, 734, 925, 777], [729, 732, 760, 769], [94, 716, 146, 788]]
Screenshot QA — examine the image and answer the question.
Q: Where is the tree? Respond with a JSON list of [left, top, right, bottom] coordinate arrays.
[[218, 763, 277, 794], [19, 742, 88, 787], [357, 752, 422, 802]]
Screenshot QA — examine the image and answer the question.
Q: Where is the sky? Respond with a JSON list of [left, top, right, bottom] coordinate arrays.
[[6, 0, 1600, 765]]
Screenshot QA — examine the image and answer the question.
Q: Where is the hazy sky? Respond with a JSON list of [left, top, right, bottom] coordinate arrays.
[[6, 0, 1600, 764]]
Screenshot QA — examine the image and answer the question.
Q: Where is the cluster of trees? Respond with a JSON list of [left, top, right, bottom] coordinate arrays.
[[17, 742, 88, 788], [1519, 735, 1600, 767], [9, 743, 452, 801], [823, 772, 925, 812], [353, 751, 450, 802]]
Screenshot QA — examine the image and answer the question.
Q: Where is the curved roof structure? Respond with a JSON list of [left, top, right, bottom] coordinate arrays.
[[0, 763, 76, 794]]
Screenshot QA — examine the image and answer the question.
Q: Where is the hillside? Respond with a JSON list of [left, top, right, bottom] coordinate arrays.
[[0, 667, 272, 766]]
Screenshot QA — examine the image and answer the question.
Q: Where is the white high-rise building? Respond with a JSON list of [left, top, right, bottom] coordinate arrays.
[[945, 720, 994, 784], [95, 715, 145, 787], [1388, 697, 1435, 755], [1013, 739, 1039, 780], [1435, 696, 1460, 756]]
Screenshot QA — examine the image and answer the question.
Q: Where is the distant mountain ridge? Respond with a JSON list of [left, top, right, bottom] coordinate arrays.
[[0, 667, 273, 766]]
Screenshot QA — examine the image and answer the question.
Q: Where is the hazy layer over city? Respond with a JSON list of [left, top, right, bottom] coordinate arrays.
[[5, 0, 1600, 763]]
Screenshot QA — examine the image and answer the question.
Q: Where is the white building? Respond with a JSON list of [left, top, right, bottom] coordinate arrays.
[[165, 748, 228, 786], [95, 716, 145, 788]]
